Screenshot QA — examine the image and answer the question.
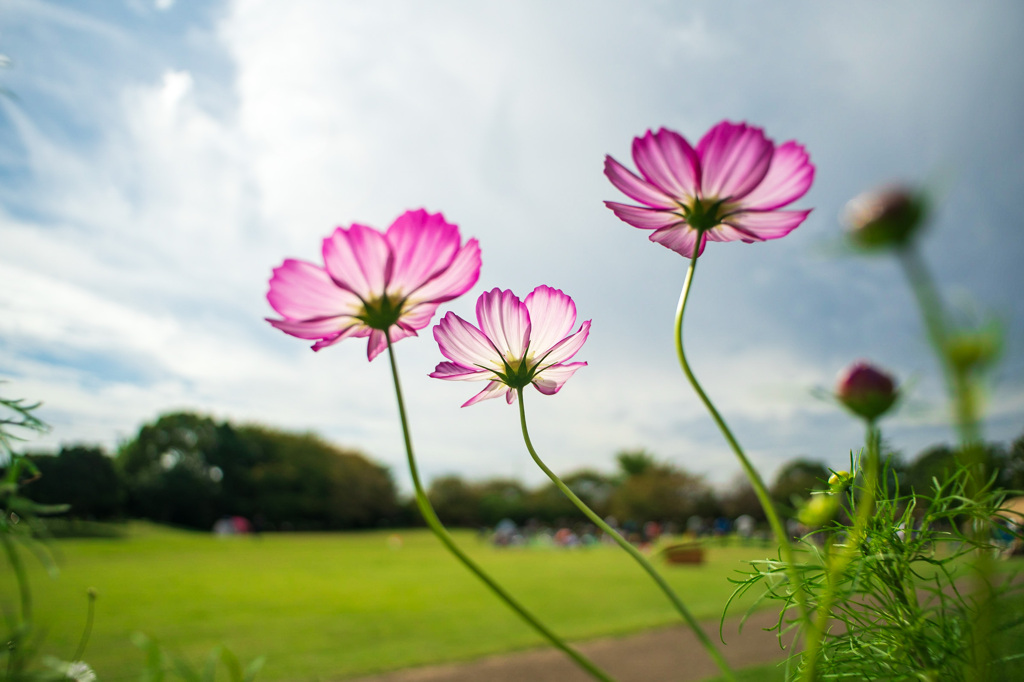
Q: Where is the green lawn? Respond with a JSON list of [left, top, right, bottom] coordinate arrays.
[[5, 524, 775, 681]]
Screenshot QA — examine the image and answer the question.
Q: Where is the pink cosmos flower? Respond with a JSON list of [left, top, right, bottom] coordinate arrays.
[[430, 286, 590, 407], [266, 209, 481, 360], [604, 121, 814, 258]]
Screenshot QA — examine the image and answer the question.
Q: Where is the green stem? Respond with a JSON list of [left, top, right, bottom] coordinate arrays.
[[72, 588, 97, 662], [897, 245, 991, 680], [384, 337, 616, 682], [673, 249, 811, 627], [516, 389, 736, 682], [800, 422, 880, 682], [0, 531, 31, 673]]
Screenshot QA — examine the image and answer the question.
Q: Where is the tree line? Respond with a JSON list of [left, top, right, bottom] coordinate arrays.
[[20, 410, 1024, 531]]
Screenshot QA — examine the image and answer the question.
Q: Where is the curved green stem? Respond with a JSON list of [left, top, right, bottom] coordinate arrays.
[[516, 389, 736, 682], [897, 245, 991, 680], [72, 588, 97, 662], [384, 337, 616, 682], [673, 250, 811, 627], [800, 422, 880, 682]]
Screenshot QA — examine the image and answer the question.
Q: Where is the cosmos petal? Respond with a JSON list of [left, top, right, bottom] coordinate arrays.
[[605, 202, 686, 231], [536, 321, 591, 368], [267, 259, 361, 320], [386, 210, 460, 295], [533, 362, 587, 395], [696, 121, 773, 200], [406, 238, 481, 305], [738, 141, 815, 211], [322, 224, 391, 299], [603, 155, 677, 209], [724, 209, 812, 239], [632, 128, 701, 200], [463, 380, 510, 407], [433, 311, 504, 372], [429, 362, 491, 381], [524, 285, 576, 355], [476, 288, 530, 360], [649, 225, 707, 258]]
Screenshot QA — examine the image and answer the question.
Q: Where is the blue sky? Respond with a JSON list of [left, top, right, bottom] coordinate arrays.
[[2, 0, 1022, 492]]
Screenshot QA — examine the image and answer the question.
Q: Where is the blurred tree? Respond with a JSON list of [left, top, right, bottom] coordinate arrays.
[[770, 458, 829, 512], [427, 475, 482, 527], [27, 445, 124, 519], [529, 470, 616, 524], [477, 478, 530, 526], [610, 459, 713, 525], [615, 449, 657, 478], [117, 412, 398, 530], [719, 474, 766, 522]]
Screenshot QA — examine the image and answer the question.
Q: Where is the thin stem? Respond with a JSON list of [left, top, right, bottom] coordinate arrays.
[[72, 588, 97, 662], [897, 245, 991, 680], [800, 422, 880, 682], [673, 249, 811, 627], [516, 389, 736, 682], [384, 336, 616, 682], [0, 531, 31, 673]]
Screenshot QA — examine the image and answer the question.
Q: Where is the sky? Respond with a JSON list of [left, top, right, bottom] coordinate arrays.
[[2, 0, 1023, 494]]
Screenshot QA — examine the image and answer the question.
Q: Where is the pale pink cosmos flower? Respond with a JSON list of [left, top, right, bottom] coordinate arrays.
[[431, 286, 590, 407], [266, 210, 481, 360], [605, 121, 814, 258]]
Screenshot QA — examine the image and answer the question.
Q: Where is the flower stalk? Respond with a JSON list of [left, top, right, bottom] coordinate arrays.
[[799, 422, 881, 682], [516, 388, 736, 682], [674, 245, 811, 627], [385, 335, 616, 682]]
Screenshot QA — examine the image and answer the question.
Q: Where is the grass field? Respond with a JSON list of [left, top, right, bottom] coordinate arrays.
[[5, 523, 778, 681]]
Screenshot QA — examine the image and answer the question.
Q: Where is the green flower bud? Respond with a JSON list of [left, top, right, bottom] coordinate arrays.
[[843, 185, 926, 251], [798, 493, 840, 527], [828, 470, 852, 492]]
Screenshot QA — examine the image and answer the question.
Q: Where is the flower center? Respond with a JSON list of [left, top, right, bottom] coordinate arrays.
[[495, 353, 538, 389], [358, 294, 404, 331], [678, 197, 732, 233]]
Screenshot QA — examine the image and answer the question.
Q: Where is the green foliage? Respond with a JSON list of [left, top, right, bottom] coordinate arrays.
[[729, 454, 1023, 681], [23, 525, 772, 680], [609, 460, 715, 525], [769, 459, 829, 511], [26, 446, 123, 519], [115, 412, 399, 530], [132, 633, 264, 682]]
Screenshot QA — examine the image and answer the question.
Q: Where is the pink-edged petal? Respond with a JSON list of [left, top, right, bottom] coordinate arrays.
[[703, 222, 759, 244], [649, 225, 707, 258], [696, 121, 773, 200], [405, 238, 481, 305], [365, 325, 417, 361], [475, 288, 530, 360], [429, 361, 491, 381], [385, 210, 460, 295], [536, 320, 590, 368], [603, 155, 677, 209], [738, 141, 815, 211], [723, 209, 811, 240], [631, 129, 701, 200], [397, 302, 440, 333], [311, 325, 370, 352], [533, 362, 587, 395], [523, 286, 576, 355], [433, 312, 504, 372], [267, 315, 360, 340], [267, 259, 361, 320], [462, 380, 509, 407], [322, 224, 391, 299], [605, 202, 686, 231]]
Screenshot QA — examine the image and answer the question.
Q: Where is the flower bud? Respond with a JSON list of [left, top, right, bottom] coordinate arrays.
[[946, 324, 1002, 374], [836, 361, 898, 421], [828, 470, 852, 492], [843, 185, 925, 250], [798, 493, 839, 527]]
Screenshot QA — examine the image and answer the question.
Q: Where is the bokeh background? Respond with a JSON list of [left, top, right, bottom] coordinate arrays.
[[2, 0, 1023, 491]]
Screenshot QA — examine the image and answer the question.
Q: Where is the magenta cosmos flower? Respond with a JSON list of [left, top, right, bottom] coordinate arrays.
[[266, 209, 481, 360], [430, 286, 590, 407], [604, 121, 814, 258]]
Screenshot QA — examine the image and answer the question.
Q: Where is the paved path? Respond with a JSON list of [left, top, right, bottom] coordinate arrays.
[[344, 609, 789, 682]]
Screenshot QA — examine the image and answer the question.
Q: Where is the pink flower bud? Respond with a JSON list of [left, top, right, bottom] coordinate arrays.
[[843, 185, 925, 250], [836, 361, 898, 421]]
